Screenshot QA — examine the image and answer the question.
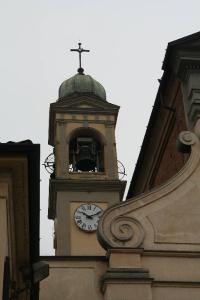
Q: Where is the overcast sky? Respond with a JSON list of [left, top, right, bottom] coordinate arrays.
[[0, 0, 200, 255]]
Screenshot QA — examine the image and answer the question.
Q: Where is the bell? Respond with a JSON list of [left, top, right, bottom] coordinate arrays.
[[75, 145, 96, 171]]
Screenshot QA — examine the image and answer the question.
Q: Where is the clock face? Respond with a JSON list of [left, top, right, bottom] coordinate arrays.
[[74, 204, 103, 232]]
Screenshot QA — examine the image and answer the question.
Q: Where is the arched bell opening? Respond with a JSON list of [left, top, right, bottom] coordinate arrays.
[[68, 127, 105, 172]]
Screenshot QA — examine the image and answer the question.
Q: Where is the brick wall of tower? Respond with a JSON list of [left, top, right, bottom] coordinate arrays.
[[150, 85, 188, 189]]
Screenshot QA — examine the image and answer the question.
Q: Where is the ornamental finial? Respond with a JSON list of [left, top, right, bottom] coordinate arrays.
[[70, 42, 90, 74]]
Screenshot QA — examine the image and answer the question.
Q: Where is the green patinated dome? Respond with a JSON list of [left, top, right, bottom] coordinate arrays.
[[59, 73, 106, 101]]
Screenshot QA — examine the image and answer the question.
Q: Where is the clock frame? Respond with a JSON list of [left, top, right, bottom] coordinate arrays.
[[74, 203, 103, 232]]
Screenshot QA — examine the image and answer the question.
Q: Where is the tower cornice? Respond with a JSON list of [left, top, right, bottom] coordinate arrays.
[[48, 179, 126, 219], [48, 95, 120, 146]]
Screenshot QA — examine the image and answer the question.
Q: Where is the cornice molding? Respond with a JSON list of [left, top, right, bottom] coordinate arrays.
[[48, 179, 126, 219], [101, 267, 152, 293], [48, 96, 119, 146], [176, 57, 200, 81], [174, 56, 200, 128], [152, 281, 200, 287], [56, 119, 116, 126]]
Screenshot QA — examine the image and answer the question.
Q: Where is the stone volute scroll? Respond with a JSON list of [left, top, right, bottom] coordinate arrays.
[[98, 208, 145, 249], [177, 130, 198, 153], [110, 216, 145, 246]]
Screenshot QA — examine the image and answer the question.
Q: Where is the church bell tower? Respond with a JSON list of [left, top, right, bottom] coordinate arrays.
[[47, 44, 126, 256]]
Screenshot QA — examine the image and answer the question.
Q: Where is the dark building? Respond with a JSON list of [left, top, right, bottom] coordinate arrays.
[[0, 142, 48, 300]]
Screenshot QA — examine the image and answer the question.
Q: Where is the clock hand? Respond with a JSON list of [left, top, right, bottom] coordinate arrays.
[[79, 210, 102, 218], [80, 211, 87, 216], [80, 211, 93, 219], [90, 211, 103, 217]]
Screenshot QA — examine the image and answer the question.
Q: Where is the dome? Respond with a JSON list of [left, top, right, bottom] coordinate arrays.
[[59, 73, 106, 101]]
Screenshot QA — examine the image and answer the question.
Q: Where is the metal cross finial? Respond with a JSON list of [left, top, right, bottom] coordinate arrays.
[[70, 42, 90, 74]]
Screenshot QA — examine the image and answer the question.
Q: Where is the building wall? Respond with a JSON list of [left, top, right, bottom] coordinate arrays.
[[0, 144, 41, 300], [0, 182, 9, 299], [150, 84, 188, 188], [97, 127, 200, 300], [0, 157, 30, 300], [127, 77, 188, 198], [40, 258, 107, 300], [54, 190, 120, 256], [40, 251, 200, 300]]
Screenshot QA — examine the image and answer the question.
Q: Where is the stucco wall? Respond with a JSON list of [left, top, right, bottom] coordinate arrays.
[[40, 258, 107, 300]]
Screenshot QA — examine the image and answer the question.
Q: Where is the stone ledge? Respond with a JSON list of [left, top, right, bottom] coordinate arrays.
[[48, 179, 126, 219], [101, 267, 153, 292], [153, 280, 200, 287]]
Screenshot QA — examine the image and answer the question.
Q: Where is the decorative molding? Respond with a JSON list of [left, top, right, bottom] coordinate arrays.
[[110, 216, 144, 247], [102, 267, 151, 280], [65, 125, 107, 145], [56, 120, 67, 125], [177, 131, 197, 153], [142, 250, 200, 258], [101, 267, 152, 293], [188, 88, 200, 102], [52, 96, 119, 109], [176, 58, 200, 81], [56, 119, 116, 125], [98, 131, 200, 250], [48, 179, 126, 219], [152, 281, 200, 287], [175, 56, 200, 128], [48, 95, 119, 146], [40, 255, 108, 261], [187, 88, 200, 125]]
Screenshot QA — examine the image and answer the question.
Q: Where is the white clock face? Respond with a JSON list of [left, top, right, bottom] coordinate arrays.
[[74, 204, 103, 232]]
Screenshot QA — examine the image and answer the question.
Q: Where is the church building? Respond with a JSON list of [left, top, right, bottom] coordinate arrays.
[[2, 32, 200, 300], [41, 32, 200, 300], [41, 43, 126, 298]]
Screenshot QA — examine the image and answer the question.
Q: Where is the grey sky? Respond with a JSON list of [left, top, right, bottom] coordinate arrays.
[[0, 0, 200, 254]]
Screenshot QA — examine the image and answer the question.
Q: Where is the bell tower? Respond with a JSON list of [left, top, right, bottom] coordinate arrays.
[[47, 45, 126, 256]]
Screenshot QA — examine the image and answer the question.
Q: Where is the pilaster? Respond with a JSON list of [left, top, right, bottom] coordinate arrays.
[[105, 124, 118, 178], [55, 120, 68, 178], [101, 249, 153, 300]]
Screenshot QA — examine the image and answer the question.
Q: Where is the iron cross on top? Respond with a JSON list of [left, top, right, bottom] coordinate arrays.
[[70, 43, 90, 74]]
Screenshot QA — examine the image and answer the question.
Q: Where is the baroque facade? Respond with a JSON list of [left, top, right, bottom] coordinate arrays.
[[98, 31, 200, 300]]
